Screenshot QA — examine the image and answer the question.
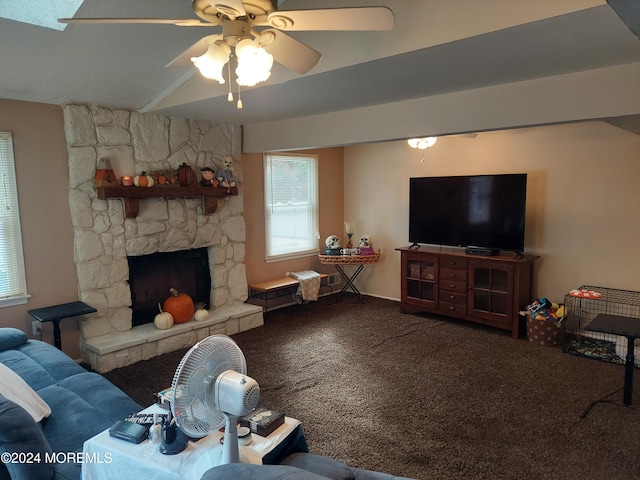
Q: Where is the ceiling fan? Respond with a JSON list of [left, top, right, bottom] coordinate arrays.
[[59, 0, 394, 108]]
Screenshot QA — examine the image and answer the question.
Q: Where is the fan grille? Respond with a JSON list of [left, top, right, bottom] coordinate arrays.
[[171, 335, 247, 437]]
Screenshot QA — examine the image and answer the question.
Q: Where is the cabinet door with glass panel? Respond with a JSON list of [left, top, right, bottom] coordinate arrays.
[[401, 252, 438, 310], [468, 261, 514, 327]]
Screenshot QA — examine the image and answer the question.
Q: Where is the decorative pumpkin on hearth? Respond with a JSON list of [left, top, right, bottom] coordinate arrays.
[[163, 288, 195, 324], [154, 303, 174, 330]]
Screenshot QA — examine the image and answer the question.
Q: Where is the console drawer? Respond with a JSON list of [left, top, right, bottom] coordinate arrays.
[[439, 301, 467, 316], [439, 291, 467, 305], [439, 257, 468, 270], [440, 268, 467, 282], [439, 280, 467, 293]]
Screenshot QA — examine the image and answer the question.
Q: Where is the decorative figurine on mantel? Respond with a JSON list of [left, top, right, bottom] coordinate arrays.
[[200, 167, 219, 187], [94, 157, 118, 187], [177, 163, 198, 187], [324, 235, 342, 255], [359, 235, 376, 255], [216, 156, 237, 192]]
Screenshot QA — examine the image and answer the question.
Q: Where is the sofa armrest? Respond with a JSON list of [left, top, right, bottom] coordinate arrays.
[[200, 463, 330, 480], [281, 453, 416, 480]]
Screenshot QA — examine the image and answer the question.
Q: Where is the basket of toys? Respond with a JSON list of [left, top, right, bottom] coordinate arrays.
[[524, 297, 565, 347]]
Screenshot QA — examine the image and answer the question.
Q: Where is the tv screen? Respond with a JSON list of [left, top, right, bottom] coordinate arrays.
[[409, 173, 527, 252]]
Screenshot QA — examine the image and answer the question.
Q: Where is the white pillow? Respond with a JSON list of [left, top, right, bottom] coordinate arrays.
[[0, 363, 51, 422]]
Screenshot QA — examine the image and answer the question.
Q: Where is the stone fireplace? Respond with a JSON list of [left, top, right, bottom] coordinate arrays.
[[63, 105, 262, 373]]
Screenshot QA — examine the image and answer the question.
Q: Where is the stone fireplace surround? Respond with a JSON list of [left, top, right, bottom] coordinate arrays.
[[63, 105, 262, 373]]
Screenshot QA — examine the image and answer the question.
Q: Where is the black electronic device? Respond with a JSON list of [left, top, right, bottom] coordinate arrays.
[[109, 420, 149, 444], [409, 173, 527, 253], [465, 247, 499, 256]]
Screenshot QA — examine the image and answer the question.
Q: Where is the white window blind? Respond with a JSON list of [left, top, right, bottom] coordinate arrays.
[[264, 153, 319, 261], [0, 132, 28, 307]]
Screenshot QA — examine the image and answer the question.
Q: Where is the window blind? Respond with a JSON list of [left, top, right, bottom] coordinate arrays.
[[0, 132, 29, 306], [263, 153, 319, 261]]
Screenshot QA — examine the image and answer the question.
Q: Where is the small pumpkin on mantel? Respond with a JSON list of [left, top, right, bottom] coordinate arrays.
[[162, 288, 195, 324], [154, 303, 174, 330], [134, 172, 154, 187]]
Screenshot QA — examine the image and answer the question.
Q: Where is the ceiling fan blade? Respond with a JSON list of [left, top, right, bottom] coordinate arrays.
[[258, 29, 321, 74], [58, 17, 217, 27], [166, 34, 223, 68], [266, 7, 394, 31], [209, 0, 246, 20]]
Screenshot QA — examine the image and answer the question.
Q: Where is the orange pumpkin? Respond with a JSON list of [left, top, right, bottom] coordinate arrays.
[[162, 288, 195, 324], [134, 172, 154, 187]]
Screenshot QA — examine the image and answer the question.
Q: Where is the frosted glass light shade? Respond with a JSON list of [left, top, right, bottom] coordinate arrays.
[[344, 221, 356, 235], [235, 39, 273, 87], [192, 42, 231, 84]]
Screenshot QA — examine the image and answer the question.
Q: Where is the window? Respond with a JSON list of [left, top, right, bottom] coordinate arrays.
[[264, 153, 319, 261], [0, 132, 28, 307]]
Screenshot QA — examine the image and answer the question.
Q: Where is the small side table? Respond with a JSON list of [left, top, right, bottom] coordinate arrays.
[[580, 313, 640, 417], [28, 301, 96, 350], [318, 253, 380, 303]]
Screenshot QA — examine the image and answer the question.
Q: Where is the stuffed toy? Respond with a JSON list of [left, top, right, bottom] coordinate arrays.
[[216, 156, 237, 189], [359, 235, 376, 255]]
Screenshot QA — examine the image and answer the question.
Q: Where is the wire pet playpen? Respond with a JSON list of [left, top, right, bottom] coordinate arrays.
[[564, 285, 640, 365]]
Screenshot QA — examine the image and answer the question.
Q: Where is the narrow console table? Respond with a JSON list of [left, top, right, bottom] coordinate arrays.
[[318, 254, 380, 303], [28, 301, 96, 350], [581, 313, 640, 417]]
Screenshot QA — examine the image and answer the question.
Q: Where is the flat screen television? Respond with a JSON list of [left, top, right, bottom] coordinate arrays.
[[409, 173, 527, 253]]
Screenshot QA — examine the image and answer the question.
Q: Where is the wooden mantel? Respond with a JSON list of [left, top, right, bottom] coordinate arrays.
[[96, 186, 238, 218]]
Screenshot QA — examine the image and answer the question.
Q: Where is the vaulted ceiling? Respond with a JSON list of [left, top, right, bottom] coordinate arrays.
[[1, 0, 639, 132]]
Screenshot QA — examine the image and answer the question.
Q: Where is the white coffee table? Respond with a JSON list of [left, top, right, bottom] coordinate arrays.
[[81, 405, 302, 480]]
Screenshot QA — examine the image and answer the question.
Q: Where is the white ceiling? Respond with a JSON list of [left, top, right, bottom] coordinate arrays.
[[1, 0, 639, 128]]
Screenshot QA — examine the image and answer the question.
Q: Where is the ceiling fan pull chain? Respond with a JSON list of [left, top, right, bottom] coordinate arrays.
[[227, 59, 233, 102], [237, 83, 243, 109]]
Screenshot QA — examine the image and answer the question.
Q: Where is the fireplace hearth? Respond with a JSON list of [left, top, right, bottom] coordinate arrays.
[[128, 248, 211, 327]]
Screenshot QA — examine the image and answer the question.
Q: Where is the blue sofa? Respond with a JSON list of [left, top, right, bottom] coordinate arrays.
[[0, 328, 142, 480], [0, 328, 414, 480]]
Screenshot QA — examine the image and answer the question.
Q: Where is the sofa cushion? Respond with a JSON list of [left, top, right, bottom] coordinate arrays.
[[0, 394, 54, 480], [0, 328, 28, 352], [0, 363, 51, 422], [200, 463, 332, 480], [37, 373, 142, 454]]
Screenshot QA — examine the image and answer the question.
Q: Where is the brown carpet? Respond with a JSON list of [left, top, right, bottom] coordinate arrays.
[[103, 295, 640, 480]]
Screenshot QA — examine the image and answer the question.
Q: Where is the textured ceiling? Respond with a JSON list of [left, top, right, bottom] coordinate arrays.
[[1, 0, 639, 127]]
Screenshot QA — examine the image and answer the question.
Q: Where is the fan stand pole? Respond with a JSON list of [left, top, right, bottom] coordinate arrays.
[[221, 414, 240, 464]]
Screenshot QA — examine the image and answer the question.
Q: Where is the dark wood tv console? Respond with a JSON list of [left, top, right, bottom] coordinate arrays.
[[396, 246, 539, 338]]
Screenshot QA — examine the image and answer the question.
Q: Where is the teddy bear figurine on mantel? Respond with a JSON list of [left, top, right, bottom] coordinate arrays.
[[216, 156, 237, 192]]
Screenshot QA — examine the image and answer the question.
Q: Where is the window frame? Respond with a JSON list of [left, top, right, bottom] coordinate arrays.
[[0, 131, 29, 307], [263, 152, 319, 262]]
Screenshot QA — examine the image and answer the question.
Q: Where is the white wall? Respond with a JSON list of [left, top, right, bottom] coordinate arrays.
[[343, 121, 640, 304]]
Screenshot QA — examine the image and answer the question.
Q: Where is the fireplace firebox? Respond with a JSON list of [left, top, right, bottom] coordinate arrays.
[[127, 248, 211, 327]]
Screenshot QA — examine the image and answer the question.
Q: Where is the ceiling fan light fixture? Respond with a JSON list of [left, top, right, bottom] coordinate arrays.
[[408, 137, 438, 149], [191, 41, 231, 83], [235, 38, 273, 87]]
